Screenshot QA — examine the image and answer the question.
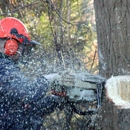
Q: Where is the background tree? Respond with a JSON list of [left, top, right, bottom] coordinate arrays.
[[94, 1, 130, 130]]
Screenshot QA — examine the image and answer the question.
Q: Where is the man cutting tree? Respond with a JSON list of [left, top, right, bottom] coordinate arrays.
[[0, 17, 66, 130]]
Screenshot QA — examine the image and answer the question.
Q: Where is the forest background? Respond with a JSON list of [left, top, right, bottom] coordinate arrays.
[[0, 0, 98, 74]]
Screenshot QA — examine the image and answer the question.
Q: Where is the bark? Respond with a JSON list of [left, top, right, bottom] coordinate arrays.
[[94, 0, 130, 78], [95, 76, 130, 130], [94, 1, 130, 130], [96, 94, 130, 130]]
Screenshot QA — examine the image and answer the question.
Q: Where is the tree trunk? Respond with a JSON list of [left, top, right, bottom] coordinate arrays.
[[96, 95, 130, 130], [94, 0, 130, 130], [96, 75, 130, 130], [94, 0, 130, 78]]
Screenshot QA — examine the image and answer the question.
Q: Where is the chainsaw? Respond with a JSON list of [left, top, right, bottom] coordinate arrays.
[[44, 71, 106, 115]]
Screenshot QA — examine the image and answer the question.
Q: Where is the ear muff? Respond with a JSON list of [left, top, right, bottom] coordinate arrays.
[[4, 39, 18, 56]]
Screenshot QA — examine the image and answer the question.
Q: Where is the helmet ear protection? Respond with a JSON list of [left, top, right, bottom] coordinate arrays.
[[4, 28, 19, 56], [3, 27, 36, 56], [4, 39, 18, 56]]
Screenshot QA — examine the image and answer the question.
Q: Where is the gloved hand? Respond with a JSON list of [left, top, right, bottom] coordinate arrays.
[[51, 95, 68, 110], [51, 89, 66, 97]]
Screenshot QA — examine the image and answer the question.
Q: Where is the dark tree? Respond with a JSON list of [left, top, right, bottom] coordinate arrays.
[[95, 0, 130, 78], [94, 1, 130, 130]]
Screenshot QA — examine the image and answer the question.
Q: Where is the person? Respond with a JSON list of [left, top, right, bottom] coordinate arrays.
[[0, 17, 65, 130]]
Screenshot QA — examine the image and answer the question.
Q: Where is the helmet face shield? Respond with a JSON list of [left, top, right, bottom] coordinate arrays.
[[12, 43, 36, 62], [23, 40, 41, 55], [22, 43, 36, 56]]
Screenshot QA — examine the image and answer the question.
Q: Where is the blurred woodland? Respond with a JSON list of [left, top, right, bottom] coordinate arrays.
[[0, 0, 98, 129], [0, 0, 98, 74]]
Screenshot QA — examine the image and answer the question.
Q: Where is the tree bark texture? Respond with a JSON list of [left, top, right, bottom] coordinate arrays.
[[96, 92, 130, 130], [94, 1, 130, 130], [94, 0, 130, 78]]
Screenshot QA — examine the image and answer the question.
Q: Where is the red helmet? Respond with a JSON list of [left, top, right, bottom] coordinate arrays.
[[0, 17, 32, 56], [0, 17, 30, 40]]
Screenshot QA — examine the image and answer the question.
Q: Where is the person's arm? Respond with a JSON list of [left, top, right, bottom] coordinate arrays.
[[0, 59, 63, 117], [9, 63, 49, 102]]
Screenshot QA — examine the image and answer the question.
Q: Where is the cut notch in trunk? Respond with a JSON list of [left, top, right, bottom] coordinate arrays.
[[106, 75, 130, 109]]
